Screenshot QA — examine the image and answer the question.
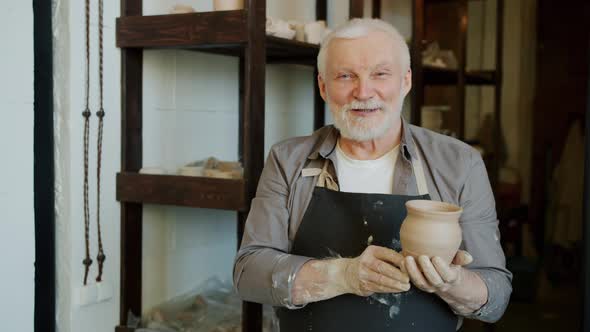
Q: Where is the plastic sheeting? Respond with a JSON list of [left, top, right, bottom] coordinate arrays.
[[130, 278, 279, 332]]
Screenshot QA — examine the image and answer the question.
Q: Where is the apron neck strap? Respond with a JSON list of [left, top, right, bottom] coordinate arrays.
[[317, 159, 340, 191], [313, 141, 429, 195]]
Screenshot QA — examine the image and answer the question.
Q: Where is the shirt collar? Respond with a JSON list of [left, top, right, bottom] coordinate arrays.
[[308, 116, 417, 162]]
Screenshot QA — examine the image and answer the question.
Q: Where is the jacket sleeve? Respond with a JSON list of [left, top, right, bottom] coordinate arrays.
[[233, 144, 312, 308], [458, 150, 513, 323]]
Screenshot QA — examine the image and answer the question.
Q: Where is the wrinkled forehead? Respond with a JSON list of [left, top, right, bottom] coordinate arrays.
[[325, 31, 400, 72]]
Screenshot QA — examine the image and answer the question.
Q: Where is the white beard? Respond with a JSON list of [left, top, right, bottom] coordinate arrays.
[[330, 97, 404, 142]]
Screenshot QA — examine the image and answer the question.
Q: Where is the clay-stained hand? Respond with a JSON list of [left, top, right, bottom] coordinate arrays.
[[341, 245, 411, 297], [401, 250, 473, 293]]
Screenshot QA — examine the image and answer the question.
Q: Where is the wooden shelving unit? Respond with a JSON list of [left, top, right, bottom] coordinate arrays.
[[117, 12, 320, 64], [115, 1, 364, 331], [374, 0, 503, 184], [372, 0, 504, 139], [412, 0, 504, 142], [423, 67, 497, 85]]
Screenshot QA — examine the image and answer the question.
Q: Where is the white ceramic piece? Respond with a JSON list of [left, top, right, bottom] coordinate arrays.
[[304, 20, 326, 44], [213, 0, 244, 11], [139, 167, 167, 175], [178, 166, 204, 177], [170, 4, 195, 14]]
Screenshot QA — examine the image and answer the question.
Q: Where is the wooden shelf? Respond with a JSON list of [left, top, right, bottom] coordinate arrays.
[[426, 0, 484, 3], [423, 67, 497, 85], [117, 10, 248, 49], [266, 36, 319, 64], [466, 70, 498, 85], [115, 326, 135, 332], [116, 11, 319, 65], [116, 172, 247, 211]]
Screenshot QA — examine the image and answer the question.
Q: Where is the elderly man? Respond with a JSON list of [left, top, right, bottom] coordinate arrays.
[[233, 18, 511, 331]]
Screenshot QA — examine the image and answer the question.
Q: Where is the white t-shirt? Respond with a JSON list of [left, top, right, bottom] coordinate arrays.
[[335, 141, 400, 194]]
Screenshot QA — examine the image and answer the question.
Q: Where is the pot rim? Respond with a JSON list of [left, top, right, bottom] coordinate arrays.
[[405, 199, 463, 215]]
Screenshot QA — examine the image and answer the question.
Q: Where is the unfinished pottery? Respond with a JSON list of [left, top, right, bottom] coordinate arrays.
[[400, 200, 462, 264], [213, 0, 244, 11], [170, 4, 195, 14]]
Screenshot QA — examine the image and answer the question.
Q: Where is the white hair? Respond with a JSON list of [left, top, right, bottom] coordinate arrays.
[[317, 18, 410, 77]]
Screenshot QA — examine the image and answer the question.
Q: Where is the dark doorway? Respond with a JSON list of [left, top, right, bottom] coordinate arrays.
[[462, 1, 589, 331], [583, 35, 590, 332], [33, 0, 55, 332]]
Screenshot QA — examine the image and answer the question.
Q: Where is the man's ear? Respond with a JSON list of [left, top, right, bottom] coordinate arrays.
[[402, 68, 412, 96], [318, 73, 328, 102]]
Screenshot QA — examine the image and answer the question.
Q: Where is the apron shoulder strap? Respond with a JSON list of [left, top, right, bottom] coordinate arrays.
[[411, 146, 429, 196], [304, 143, 427, 195]]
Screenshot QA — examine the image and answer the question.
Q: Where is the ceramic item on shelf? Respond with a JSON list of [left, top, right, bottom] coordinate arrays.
[[422, 42, 458, 69], [139, 167, 167, 175], [213, 0, 244, 11], [203, 169, 234, 179], [288, 21, 306, 42], [170, 4, 195, 14], [217, 161, 241, 172], [266, 17, 296, 40], [178, 166, 203, 177], [304, 20, 326, 44], [400, 200, 463, 264], [420, 105, 449, 132], [230, 168, 243, 179]]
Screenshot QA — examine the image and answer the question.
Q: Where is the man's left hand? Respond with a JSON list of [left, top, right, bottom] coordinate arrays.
[[401, 250, 473, 293]]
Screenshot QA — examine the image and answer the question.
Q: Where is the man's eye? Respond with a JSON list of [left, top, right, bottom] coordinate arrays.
[[375, 72, 389, 77], [337, 74, 352, 79]]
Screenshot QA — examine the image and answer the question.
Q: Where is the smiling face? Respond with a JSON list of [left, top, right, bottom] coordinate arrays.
[[318, 30, 412, 142]]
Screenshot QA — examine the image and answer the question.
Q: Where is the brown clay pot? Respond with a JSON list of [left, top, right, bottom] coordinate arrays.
[[400, 200, 463, 264]]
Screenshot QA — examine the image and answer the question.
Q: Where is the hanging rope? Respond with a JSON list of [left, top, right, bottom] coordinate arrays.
[[95, 0, 106, 283], [82, 0, 93, 286], [82, 0, 107, 285]]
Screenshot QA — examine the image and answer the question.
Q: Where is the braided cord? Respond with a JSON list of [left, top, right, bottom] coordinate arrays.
[[82, 0, 92, 286], [95, 0, 106, 282]]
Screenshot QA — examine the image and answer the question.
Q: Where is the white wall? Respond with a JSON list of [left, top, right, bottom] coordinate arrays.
[[54, 0, 121, 330], [0, 3, 35, 332]]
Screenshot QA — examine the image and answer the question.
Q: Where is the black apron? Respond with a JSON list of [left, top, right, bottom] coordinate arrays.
[[277, 153, 458, 332]]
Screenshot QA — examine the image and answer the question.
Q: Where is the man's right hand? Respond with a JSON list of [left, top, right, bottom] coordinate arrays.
[[338, 245, 410, 297], [291, 246, 410, 305]]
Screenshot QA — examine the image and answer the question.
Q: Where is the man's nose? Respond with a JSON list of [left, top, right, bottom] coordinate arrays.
[[353, 77, 374, 100]]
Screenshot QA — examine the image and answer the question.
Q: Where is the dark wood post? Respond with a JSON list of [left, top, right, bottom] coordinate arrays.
[[349, 0, 364, 18], [372, 0, 381, 18], [239, 0, 266, 331], [314, 0, 327, 130], [119, 0, 143, 325], [411, 0, 424, 126], [456, 0, 467, 140]]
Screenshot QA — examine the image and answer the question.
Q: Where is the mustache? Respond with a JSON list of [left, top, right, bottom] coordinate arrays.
[[341, 100, 386, 112]]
